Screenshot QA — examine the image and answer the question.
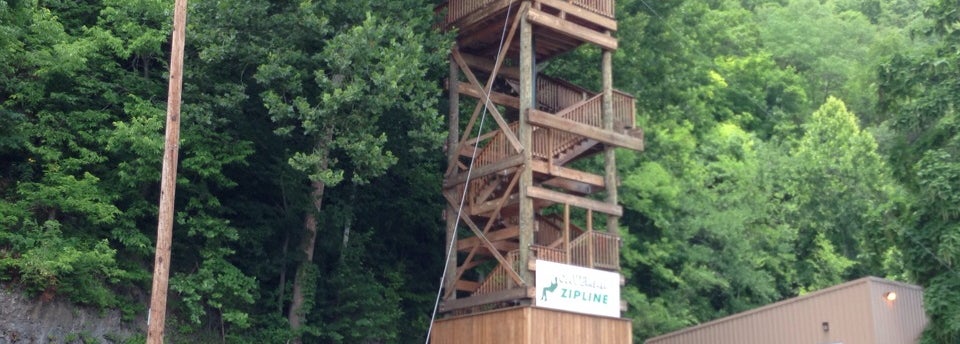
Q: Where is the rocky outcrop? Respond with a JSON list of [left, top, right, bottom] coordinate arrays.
[[0, 287, 142, 343]]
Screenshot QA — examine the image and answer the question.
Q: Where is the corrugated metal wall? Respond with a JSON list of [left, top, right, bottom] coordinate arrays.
[[645, 277, 927, 344], [870, 279, 927, 344]]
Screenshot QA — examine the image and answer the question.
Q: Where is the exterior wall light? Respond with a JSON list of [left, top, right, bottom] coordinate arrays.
[[822, 321, 829, 332], [884, 291, 897, 302]]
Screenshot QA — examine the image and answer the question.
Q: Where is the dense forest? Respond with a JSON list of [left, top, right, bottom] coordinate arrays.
[[0, 0, 958, 342]]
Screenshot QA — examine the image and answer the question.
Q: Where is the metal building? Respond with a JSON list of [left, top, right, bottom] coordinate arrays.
[[645, 277, 927, 344]]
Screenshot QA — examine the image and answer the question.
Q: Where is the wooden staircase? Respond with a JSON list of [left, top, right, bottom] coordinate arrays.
[[463, 75, 637, 208]]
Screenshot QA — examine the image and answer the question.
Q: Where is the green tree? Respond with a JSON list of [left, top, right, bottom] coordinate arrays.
[[782, 97, 898, 290], [0, 0, 261, 334], [621, 122, 795, 340], [253, 1, 446, 339], [0, 0, 137, 309], [878, 0, 960, 340], [756, 0, 901, 124]]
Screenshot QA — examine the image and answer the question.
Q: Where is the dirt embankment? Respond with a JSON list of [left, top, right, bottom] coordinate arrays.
[[0, 287, 142, 343]]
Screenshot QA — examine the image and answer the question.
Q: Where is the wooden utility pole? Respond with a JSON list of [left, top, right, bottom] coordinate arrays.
[[147, 0, 188, 342]]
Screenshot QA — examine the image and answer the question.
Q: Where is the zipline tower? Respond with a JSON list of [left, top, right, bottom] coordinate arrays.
[[434, 0, 642, 343]]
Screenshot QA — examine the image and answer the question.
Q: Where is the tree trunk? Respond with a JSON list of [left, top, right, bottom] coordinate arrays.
[[287, 177, 327, 339], [288, 128, 333, 339], [277, 231, 289, 315]]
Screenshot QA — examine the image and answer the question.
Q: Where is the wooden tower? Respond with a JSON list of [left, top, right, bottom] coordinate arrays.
[[434, 0, 642, 343]]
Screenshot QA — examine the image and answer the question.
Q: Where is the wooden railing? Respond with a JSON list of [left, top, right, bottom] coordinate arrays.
[[572, 0, 615, 17], [534, 219, 563, 247], [531, 245, 566, 263], [474, 250, 521, 295], [571, 231, 620, 271], [472, 232, 618, 296], [442, 0, 500, 27], [613, 89, 636, 130], [530, 90, 636, 162], [537, 76, 590, 112], [441, 0, 615, 27]]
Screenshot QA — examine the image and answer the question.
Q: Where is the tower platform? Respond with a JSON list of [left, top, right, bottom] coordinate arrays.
[[431, 306, 632, 344]]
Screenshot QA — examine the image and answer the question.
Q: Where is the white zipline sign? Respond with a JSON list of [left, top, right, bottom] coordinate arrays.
[[535, 260, 620, 317]]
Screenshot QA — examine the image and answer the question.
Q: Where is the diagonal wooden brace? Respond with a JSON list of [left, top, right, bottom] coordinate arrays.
[[453, 50, 523, 154], [443, 171, 524, 298]]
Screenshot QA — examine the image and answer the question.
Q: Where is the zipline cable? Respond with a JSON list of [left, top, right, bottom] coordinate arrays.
[[424, 3, 515, 343]]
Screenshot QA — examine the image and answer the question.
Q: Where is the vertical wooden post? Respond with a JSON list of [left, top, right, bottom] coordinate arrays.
[[587, 210, 594, 268], [518, 3, 535, 285], [147, 0, 188, 342], [601, 49, 619, 234], [563, 203, 571, 264], [444, 54, 460, 301]]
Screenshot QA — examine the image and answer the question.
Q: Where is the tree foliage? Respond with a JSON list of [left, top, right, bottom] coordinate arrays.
[[878, 0, 960, 341]]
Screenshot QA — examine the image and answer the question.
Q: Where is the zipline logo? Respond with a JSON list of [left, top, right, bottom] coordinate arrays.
[[541, 277, 559, 301]]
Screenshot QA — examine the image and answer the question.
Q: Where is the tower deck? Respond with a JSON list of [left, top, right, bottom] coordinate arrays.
[[440, 0, 618, 60]]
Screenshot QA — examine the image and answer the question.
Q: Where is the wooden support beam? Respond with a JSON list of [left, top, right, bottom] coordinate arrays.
[[439, 287, 533, 312], [461, 245, 516, 258], [528, 109, 644, 151], [564, 203, 571, 264], [530, 160, 605, 187], [455, 241, 519, 256], [602, 48, 620, 234], [526, 8, 618, 51], [459, 17, 517, 48], [457, 81, 520, 109], [538, 0, 618, 31], [444, 55, 461, 301], [471, 193, 520, 216], [460, 53, 521, 80], [443, 154, 524, 188], [542, 177, 599, 195], [457, 226, 520, 251], [526, 186, 623, 216], [587, 210, 594, 268], [518, 2, 536, 288], [456, 280, 481, 292], [463, 128, 503, 148], [473, 174, 504, 204], [490, 241, 520, 252], [459, 258, 488, 271]]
